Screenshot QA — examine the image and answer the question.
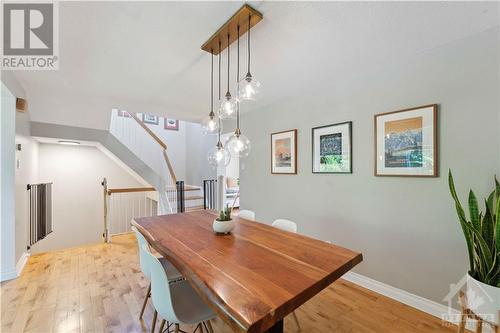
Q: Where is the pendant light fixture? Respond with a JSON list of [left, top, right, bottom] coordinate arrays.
[[202, 49, 220, 135], [227, 25, 251, 158], [207, 40, 231, 168], [238, 14, 261, 102], [219, 33, 237, 119]]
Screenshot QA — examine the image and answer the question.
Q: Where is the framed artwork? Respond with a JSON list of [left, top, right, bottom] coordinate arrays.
[[312, 121, 352, 173], [164, 118, 179, 131], [271, 129, 297, 174], [117, 110, 130, 118], [142, 113, 159, 125], [374, 104, 438, 177]]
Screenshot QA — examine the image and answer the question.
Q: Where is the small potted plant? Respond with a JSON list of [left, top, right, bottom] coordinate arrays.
[[213, 204, 235, 234], [449, 170, 500, 325]]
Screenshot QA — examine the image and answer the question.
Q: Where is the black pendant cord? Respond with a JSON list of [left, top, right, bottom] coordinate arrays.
[[218, 41, 221, 101], [237, 25, 240, 84], [210, 49, 214, 117], [236, 25, 241, 133], [247, 15, 251, 76], [218, 40, 222, 144], [226, 33, 230, 96]]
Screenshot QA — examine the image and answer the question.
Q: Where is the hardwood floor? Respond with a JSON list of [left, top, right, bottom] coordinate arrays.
[[1, 234, 458, 333]]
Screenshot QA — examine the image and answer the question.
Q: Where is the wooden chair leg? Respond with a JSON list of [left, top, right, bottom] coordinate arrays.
[[457, 314, 466, 333], [174, 323, 180, 333], [457, 290, 467, 333], [151, 310, 158, 333], [497, 310, 500, 333], [205, 321, 214, 333], [158, 319, 165, 333], [292, 311, 301, 330], [475, 319, 483, 333], [140, 283, 151, 319]]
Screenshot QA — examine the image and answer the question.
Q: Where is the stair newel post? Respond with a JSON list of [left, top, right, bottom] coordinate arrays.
[[176, 181, 185, 213], [203, 180, 207, 210], [217, 175, 225, 212], [212, 179, 217, 210], [101, 178, 110, 243]]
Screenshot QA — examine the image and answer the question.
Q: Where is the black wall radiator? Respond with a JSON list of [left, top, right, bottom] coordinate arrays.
[[27, 183, 53, 249], [203, 179, 217, 210]]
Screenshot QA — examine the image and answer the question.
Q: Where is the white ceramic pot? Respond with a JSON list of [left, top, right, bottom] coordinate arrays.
[[466, 273, 500, 325], [213, 219, 235, 234]]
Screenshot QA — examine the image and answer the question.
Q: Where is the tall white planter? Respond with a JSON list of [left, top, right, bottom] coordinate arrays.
[[466, 273, 500, 325]]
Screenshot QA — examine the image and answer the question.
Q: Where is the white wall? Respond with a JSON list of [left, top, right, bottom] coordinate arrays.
[[15, 111, 39, 263], [32, 143, 143, 253], [226, 155, 239, 180], [185, 122, 217, 186], [0, 83, 17, 281], [239, 27, 500, 305], [149, 118, 187, 181]]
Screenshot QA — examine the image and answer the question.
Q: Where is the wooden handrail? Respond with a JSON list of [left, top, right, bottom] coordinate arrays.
[[129, 112, 167, 150], [107, 187, 156, 195], [163, 150, 177, 184]]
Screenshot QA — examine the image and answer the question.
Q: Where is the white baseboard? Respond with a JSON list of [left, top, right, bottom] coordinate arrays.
[[110, 231, 133, 236], [0, 267, 18, 282], [16, 252, 30, 276], [342, 271, 482, 332]]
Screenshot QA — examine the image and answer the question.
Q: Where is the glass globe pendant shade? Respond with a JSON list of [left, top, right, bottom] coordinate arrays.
[[226, 133, 251, 158], [219, 92, 237, 119], [238, 73, 261, 102], [201, 114, 220, 135], [207, 143, 231, 168]]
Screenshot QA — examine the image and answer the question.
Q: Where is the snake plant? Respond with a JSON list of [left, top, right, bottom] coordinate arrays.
[[449, 170, 500, 287]]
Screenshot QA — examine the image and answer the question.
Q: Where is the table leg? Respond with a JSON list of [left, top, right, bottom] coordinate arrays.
[[265, 320, 284, 333]]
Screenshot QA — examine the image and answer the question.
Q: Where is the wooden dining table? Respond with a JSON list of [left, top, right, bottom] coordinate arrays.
[[132, 210, 363, 333]]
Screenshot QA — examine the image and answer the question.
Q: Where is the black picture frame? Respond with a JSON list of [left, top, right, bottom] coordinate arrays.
[[312, 121, 352, 174]]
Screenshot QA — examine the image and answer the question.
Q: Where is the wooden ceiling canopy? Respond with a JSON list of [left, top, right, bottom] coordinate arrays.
[[201, 4, 263, 55]]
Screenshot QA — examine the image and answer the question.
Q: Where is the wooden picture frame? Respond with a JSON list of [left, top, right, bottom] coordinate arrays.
[[374, 104, 438, 177], [312, 121, 352, 174], [142, 113, 159, 125], [164, 118, 179, 131], [271, 129, 297, 174]]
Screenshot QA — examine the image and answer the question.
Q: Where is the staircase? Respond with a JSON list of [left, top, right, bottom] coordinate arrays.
[[108, 109, 205, 214], [30, 109, 211, 230], [183, 185, 205, 212]]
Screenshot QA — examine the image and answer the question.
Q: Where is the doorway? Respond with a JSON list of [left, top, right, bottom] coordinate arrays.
[[221, 133, 239, 209]]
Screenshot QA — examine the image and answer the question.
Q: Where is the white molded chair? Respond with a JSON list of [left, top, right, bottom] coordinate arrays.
[[272, 219, 300, 329], [237, 209, 255, 221], [143, 244, 216, 333], [272, 219, 297, 233], [131, 226, 183, 330]]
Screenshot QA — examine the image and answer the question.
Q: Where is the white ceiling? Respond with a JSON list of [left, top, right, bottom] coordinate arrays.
[[11, 1, 500, 130]]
